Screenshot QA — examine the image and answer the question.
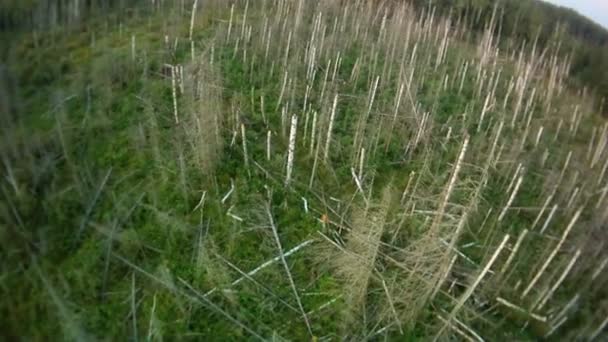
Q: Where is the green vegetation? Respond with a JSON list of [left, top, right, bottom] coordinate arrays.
[[1, 0, 608, 340]]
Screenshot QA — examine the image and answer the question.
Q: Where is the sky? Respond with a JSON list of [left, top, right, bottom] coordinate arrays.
[[542, 0, 608, 29]]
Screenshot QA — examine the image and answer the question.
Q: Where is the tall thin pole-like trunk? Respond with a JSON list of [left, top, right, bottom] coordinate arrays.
[[286, 115, 298, 186], [324, 95, 338, 163], [171, 65, 179, 124], [189, 0, 199, 41]]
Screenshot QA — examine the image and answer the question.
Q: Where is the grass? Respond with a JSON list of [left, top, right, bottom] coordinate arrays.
[[2, 0, 608, 340]]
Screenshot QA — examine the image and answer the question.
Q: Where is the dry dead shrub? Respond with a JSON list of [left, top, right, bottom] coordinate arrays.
[[182, 56, 225, 175]]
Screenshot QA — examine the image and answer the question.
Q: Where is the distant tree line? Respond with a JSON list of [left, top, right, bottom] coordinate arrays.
[[0, 0, 146, 31], [410, 0, 608, 115]]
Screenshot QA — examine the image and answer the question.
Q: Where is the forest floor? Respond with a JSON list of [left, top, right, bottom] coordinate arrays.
[[2, 1, 608, 340]]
